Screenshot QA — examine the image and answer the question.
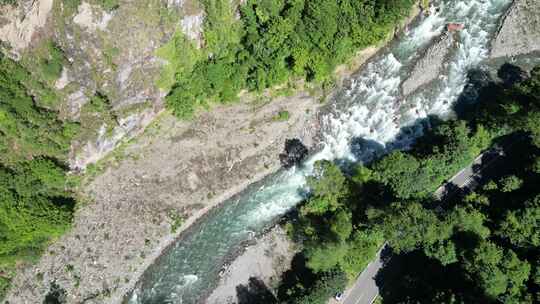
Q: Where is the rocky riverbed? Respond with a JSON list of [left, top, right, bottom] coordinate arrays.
[[401, 30, 457, 96], [205, 226, 297, 304]]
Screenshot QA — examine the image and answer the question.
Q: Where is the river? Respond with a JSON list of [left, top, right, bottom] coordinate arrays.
[[128, 0, 512, 303]]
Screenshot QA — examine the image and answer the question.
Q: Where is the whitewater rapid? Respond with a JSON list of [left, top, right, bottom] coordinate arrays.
[[128, 0, 512, 303]]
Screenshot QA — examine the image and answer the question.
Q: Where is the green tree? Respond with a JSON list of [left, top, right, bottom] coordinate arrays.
[[498, 196, 540, 248], [372, 152, 421, 199], [499, 175, 524, 193], [465, 242, 530, 299], [341, 229, 384, 279], [532, 157, 540, 174], [379, 202, 451, 253], [305, 242, 349, 273], [525, 111, 540, 147], [424, 239, 457, 265], [293, 269, 347, 304], [447, 206, 490, 239], [303, 160, 349, 215]]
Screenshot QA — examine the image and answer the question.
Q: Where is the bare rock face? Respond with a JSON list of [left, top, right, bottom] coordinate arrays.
[[491, 0, 540, 59], [0, 0, 206, 170], [61, 1, 178, 170], [401, 31, 457, 96], [0, 0, 53, 55]]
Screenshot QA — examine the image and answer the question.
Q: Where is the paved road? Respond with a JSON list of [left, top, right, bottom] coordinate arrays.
[[434, 148, 504, 199], [338, 148, 505, 304], [341, 246, 385, 304]]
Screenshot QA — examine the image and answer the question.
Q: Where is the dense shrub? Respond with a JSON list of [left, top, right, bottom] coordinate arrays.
[[0, 54, 77, 164], [293, 269, 347, 304]]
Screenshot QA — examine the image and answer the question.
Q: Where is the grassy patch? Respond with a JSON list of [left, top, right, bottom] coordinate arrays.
[[103, 46, 120, 69], [0, 277, 10, 299], [62, 0, 81, 14], [39, 41, 65, 83], [73, 92, 118, 149], [156, 31, 202, 92], [98, 0, 119, 11], [167, 211, 185, 233], [272, 110, 290, 122]]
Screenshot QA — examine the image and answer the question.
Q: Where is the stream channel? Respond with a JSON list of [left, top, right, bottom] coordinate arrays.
[[128, 1, 514, 303]]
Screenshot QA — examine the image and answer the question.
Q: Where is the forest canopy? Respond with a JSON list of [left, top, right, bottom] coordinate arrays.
[[161, 0, 416, 118], [276, 65, 540, 304]]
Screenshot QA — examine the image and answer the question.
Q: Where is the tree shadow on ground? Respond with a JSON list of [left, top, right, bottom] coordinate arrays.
[[276, 253, 318, 302], [236, 277, 277, 304]]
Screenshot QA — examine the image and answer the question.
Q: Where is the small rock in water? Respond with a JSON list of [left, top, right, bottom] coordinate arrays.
[[279, 139, 308, 168], [446, 23, 465, 32]]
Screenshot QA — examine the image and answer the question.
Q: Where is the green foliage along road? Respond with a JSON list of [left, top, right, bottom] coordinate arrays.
[[0, 54, 77, 298], [279, 64, 540, 303], [160, 0, 416, 118]]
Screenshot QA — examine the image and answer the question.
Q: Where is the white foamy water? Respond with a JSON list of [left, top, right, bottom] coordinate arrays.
[[129, 0, 512, 303]]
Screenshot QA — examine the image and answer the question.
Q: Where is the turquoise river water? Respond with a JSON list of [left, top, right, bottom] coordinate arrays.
[[128, 0, 513, 303]]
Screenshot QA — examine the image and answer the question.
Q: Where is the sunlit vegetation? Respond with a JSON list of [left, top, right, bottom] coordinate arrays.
[[0, 54, 77, 299], [162, 0, 416, 118], [0, 0, 16, 6], [39, 41, 65, 83], [98, 0, 119, 11], [279, 65, 540, 303], [273, 110, 291, 122]]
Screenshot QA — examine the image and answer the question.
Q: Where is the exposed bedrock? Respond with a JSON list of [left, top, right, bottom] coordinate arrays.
[[0, 0, 206, 171], [401, 31, 457, 96], [491, 0, 540, 59]]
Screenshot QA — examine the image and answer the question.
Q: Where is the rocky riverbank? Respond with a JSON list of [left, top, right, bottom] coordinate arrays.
[[5, 91, 321, 304], [205, 226, 297, 304]]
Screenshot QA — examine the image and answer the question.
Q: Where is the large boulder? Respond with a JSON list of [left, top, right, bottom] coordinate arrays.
[[279, 138, 308, 168], [401, 31, 457, 96], [491, 0, 540, 58]]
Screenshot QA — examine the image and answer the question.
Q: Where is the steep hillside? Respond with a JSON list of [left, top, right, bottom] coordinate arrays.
[[1, 0, 204, 170]]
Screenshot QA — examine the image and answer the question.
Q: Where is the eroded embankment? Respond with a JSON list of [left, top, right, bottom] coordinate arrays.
[[5, 93, 320, 304]]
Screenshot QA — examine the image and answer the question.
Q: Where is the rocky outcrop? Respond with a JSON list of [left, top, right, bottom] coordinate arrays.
[[401, 31, 457, 96], [0, 0, 205, 170], [279, 138, 309, 168], [491, 0, 540, 58], [0, 0, 53, 54]]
